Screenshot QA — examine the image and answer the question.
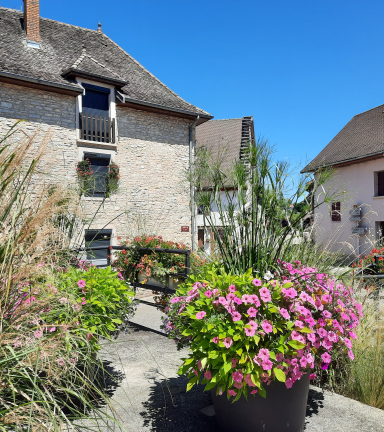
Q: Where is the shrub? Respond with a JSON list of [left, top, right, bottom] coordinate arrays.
[[50, 266, 137, 345], [113, 234, 205, 285], [164, 260, 362, 400], [352, 247, 384, 274]]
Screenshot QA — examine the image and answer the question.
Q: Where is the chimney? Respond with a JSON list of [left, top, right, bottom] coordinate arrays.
[[24, 0, 40, 44]]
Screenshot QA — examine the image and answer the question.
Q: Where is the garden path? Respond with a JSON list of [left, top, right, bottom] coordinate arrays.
[[98, 297, 384, 432]]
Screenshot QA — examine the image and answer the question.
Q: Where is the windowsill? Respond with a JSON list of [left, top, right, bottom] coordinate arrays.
[[81, 196, 110, 202], [77, 139, 117, 149], [373, 195, 384, 199]]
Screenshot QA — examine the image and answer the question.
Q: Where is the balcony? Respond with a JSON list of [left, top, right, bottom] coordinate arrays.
[[79, 113, 115, 144]]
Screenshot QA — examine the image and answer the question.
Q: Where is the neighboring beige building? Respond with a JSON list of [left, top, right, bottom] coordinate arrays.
[[302, 104, 384, 258], [0, 3, 212, 265], [195, 116, 254, 253]]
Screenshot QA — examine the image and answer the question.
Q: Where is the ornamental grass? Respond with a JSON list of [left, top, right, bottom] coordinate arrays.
[[0, 124, 127, 431]]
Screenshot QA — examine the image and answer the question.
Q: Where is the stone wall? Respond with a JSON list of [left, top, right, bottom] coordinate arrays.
[[0, 82, 193, 246]]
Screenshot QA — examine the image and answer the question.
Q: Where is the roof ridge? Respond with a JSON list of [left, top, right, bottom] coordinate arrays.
[[353, 103, 384, 118], [201, 118, 243, 122], [0, 7, 100, 33], [100, 33, 211, 117]]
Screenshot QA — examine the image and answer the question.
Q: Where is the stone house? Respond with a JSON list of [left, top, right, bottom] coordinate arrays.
[[302, 104, 384, 258], [195, 116, 254, 253], [0, 2, 211, 265]]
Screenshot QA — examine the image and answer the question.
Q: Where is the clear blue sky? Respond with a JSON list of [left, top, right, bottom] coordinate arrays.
[[2, 0, 384, 171]]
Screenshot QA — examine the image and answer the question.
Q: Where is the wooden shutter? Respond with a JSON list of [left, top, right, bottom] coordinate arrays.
[[378, 171, 384, 196], [331, 202, 341, 222]]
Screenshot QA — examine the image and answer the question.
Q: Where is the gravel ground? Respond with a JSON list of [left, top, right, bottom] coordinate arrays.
[[96, 298, 384, 432]]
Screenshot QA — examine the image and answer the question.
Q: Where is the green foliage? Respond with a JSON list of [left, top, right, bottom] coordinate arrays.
[[113, 234, 206, 285], [51, 266, 135, 345], [192, 138, 340, 275]]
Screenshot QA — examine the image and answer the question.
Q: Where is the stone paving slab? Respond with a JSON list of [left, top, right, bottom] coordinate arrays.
[[97, 301, 384, 432]]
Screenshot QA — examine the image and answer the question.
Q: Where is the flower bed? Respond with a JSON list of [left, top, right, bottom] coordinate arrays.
[[113, 235, 206, 287], [164, 260, 362, 400]]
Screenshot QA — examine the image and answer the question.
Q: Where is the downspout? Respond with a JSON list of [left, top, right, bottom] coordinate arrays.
[[189, 115, 200, 252]]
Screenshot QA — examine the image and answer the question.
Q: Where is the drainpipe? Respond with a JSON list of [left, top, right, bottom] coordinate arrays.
[[189, 115, 200, 252]]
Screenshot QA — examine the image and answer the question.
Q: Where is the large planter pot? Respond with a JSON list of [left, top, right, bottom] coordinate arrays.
[[211, 374, 309, 432]]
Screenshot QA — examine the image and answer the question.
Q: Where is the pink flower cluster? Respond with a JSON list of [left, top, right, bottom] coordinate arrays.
[[169, 261, 362, 396]]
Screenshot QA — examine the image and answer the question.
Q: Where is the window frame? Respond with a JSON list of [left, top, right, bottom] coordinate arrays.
[[331, 201, 341, 222], [78, 146, 116, 200], [75, 78, 116, 142]]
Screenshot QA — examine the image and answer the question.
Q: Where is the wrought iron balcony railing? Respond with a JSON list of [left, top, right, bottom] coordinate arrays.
[[79, 113, 116, 143]]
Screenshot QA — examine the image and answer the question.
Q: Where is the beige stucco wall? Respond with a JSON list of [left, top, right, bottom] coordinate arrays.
[[314, 158, 384, 257], [0, 82, 193, 247]]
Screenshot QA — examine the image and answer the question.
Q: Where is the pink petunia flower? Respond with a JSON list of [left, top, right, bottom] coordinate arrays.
[[282, 287, 298, 299], [204, 370, 212, 380], [251, 389, 258, 394], [261, 320, 273, 333], [262, 359, 273, 370], [285, 378, 293, 389], [117, 272, 124, 280], [247, 307, 257, 317], [77, 280, 86, 288], [171, 297, 180, 303], [204, 290, 212, 298], [344, 338, 352, 349], [259, 287, 272, 302], [231, 358, 238, 368], [231, 311, 242, 321], [258, 348, 270, 361], [348, 349, 354, 360], [252, 279, 261, 286], [228, 389, 237, 397], [245, 374, 256, 387], [232, 371, 244, 382], [309, 373, 316, 380], [212, 336, 219, 344], [196, 311, 206, 319], [321, 352, 331, 363], [223, 337, 233, 348], [228, 285, 237, 292], [279, 308, 290, 319], [317, 328, 328, 338], [250, 294, 261, 307]]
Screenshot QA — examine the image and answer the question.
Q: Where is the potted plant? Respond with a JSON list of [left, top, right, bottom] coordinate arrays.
[[164, 260, 362, 432], [113, 235, 191, 289]]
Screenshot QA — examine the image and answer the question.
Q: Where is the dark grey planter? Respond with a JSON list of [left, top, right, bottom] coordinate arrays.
[[211, 374, 309, 432]]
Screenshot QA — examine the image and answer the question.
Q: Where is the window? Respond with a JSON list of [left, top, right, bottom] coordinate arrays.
[[198, 229, 205, 250], [84, 152, 110, 197], [85, 229, 112, 268], [377, 171, 384, 196], [331, 202, 341, 222], [80, 83, 115, 143]]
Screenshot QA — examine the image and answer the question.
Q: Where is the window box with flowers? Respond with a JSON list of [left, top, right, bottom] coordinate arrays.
[[77, 159, 120, 198]]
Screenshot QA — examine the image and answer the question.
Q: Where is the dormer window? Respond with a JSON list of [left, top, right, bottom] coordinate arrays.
[[79, 83, 116, 144]]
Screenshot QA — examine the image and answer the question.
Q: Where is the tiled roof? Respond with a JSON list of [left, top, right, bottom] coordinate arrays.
[[196, 117, 254, 176], [302, 104, 384, 173], [0, 7, 211, 117]]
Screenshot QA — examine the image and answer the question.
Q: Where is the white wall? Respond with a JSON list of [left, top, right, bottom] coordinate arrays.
[[314, 158, 384, 257]]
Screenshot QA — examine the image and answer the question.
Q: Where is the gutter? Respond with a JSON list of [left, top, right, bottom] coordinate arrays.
[[116, 91, 212, 120], [189, 115, 200, 252], [0, 71, 83, 95], [302, 151, 384, 173]]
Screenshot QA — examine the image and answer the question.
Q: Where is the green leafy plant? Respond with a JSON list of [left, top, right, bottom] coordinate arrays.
[[192, 139, 340, 276], [164, 261, 362, 400], [51, 266, 136, 345]]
